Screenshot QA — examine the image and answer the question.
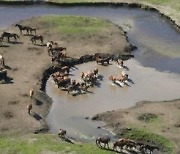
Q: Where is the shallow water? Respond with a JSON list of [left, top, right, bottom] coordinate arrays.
[[47, 60, 180, 140], [0, 5, 180, 141]]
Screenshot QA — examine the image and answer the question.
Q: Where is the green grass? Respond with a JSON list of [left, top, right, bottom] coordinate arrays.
[[0, 134, 114, 154], [119, 127, 174, 154], [33, 15, 111, 35]]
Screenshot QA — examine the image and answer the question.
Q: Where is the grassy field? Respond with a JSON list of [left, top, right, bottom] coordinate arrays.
[[120, 127, 174, 153], [0, 134, 114, 154], [34, 15, 112, 35]]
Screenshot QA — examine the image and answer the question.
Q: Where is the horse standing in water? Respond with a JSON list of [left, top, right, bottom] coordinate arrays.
[[31, 35, 43, 44], [1, 32, 19, 42]]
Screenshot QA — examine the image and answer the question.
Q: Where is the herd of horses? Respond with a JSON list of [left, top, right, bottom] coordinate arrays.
[[96, 136, 159, 154], [0, 24, 43, 44], [57, 128, 159, 154], [51, 65, 101, 95]]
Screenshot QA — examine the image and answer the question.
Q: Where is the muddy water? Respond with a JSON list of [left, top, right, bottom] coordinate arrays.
[[47, 60, 180, 140], [0, 5, 180, 141]]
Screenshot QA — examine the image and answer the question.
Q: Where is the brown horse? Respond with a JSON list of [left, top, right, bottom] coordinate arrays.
[[31, 35, 43, 44], [1, 32, 19, 42], [96, 137, 110, 149], [113, 140, 126, 151]]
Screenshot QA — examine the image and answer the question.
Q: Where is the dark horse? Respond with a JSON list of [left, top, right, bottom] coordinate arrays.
[[96, 137, 110, 149], [31, 35, 43, 44], [1, 32, 19, 42], [15, 24, 28, 34], [15, 24, 36, 35]]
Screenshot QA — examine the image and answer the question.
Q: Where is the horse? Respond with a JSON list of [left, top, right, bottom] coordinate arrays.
[[58, 129, 66, 138], [140, 144, 159, 154], [1, 32, 19, 42], [15, 24, 29, 34], [118, 138, 136, 150], [27, 104, 32, 115], [0, 54, 5, 67], [60, 66, 70, 74], [27, 27, 36, 35], [29, 89, 34, 99], [113, 140, 126, 152], [31, 35, 43, 44], [96, 137, 110, 149], [96, 56, 111, 65]]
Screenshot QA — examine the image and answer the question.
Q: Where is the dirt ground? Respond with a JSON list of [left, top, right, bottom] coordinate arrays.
[[0, 17, 130, 135]]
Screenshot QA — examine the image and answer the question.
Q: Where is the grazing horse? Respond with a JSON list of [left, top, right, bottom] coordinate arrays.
[[58, 129, 66, 138], [1, 32, 19, 42], [96, 137, 110, 149], [31, 35, 43, 44], [140, 144, 159, 154]]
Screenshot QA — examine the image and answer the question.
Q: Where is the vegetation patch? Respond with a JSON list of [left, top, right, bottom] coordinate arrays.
[[35, 15, 111, 35], [119, 127, 174, 153], [0, 134, 114, 154], [138, 113, 158, 122]]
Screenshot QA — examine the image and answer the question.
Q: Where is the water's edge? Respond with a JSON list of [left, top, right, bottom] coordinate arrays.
[[0, 1, 179, 31]]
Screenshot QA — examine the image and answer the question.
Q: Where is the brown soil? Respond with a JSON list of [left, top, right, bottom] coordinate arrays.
[[0, 17, 130, 135]]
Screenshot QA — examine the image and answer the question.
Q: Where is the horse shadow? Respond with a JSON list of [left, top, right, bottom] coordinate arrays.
[[123, 65, 129, 71], [0, 76, 13, 84], [23, 34, 33, 36], [9, 41, 23, 44], [31, 112, 42, 121], [98, 147, 126, 154], [60, 136, 75, 144], [34, 99, 43, 106], [127, 78, 134, 84], [0, 44, 10, 47], [4, 65, 12, 70], [34, 43, 46, 47]]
